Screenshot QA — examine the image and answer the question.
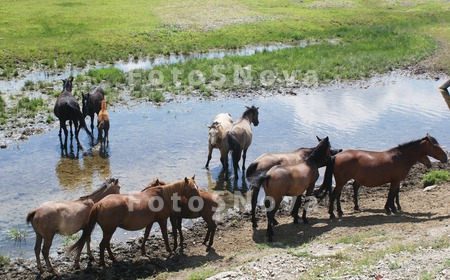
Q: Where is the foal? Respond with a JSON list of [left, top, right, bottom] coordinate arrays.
[[97, 99, 109, 146], [26, 178, 121, 275]]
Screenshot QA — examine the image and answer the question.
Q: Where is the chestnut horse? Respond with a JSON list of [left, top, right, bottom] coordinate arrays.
[[26, 178, 121, 275], [247, 136, 341, 228], [97, 99, 109, 146], [227, 106, 259, 180], [171, 189, 218, 252], [68, 176, 200, 267], [54, 77, 92, 149], [82, 86, 105, 133], [325, 134, 448, 219], [258, 137, 331, 242], [205, 113, 233, 170]]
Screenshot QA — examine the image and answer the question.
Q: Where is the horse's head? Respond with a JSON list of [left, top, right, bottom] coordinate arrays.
[[421, 134, 448, 163], [245, 105, 259, 126], [183, 175, 201, 199], [107, 178, 121, 194], [81, 93, 89, 117], [316, 136, 342, 156], [62, 77, 74, 93], [309, 136, 331, 166], [207, 122, 221, 148]]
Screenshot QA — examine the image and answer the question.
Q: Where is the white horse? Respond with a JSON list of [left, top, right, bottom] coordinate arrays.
[[205, 113, 233, 170]]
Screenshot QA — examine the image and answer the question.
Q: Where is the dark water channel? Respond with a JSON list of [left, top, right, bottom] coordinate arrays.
[[1, 75, 450, 259]]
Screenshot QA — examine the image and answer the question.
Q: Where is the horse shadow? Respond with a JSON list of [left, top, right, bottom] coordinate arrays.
[[251, 208, 450, 246]]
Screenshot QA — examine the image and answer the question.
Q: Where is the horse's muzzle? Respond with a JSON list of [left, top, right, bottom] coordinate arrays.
[[442, 153, 449, 163]]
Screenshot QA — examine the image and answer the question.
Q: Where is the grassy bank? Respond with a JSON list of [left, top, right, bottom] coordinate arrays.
[[0, 0, 449, 78]]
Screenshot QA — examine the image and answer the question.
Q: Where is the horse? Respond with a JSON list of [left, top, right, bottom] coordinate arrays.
[[227, 106, 259, 180], [171, 188, 218, 252], [97, 99, 110, 146], [324, 134, 448, 219], [205, 113, 233, 170], [26, 178, 121, 275], [68, 176, 200, 267], [258, 137, 331, 242], [247, 136, 342, 228], [141, 179, 218, 252], [82, 86, 105, 133], [54, 77, 93, 150]]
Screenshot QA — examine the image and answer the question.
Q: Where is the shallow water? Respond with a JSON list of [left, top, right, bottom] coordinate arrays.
[[1, 75, 449, 259]]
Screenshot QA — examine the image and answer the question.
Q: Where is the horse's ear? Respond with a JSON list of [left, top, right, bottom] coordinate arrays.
[[316, 136, 321, 142], [184, 177, 189, 185], [192, 175, 195, 180], [245, 106, 249, 109], [206, 124, 212, 128]]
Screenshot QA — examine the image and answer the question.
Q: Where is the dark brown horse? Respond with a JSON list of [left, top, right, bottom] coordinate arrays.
[[54, 77, 92, 150], [227, 106, 259, 180], [325, 134, 448, 219], [247, 136, 342, 228], [26, 178, 121, 275], [258, 137, 331, 242], [68, 176, 200, 267], [82, 86, 105, 133]]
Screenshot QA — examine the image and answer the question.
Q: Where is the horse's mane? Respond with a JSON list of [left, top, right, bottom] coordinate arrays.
[[306, 138, 329, 165], [242, 105, 258, 118], [161, 180, 185, 204], [394, 136, 438, 151], [79, 179, 111, 200]]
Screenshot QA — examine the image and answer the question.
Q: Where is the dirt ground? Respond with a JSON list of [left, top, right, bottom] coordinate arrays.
[[1, 161, 449, 279]]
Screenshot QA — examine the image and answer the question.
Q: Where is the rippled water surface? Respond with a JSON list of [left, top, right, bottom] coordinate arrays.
[[1, 75, 450, 259]]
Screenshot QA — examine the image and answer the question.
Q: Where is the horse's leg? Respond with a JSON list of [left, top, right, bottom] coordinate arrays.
[[205, 144, 213, 169], [385, 182, 399, 215], [242, 148, 248, 171], [395, 187, 402, 212], [291, 195, 303, 224], [169, 215, 178, 251], [177, 216, 184, 250], [157, 219, 172, 254], [203, 217, 217, 252], [232, 148, 242, 180], [69, 120, 73, 138], [141, 223, 153, 255], [99, 231, 116, 266], [265, 197, 281, 242], [42, 235, 57, 275], [90, 114, 94, 133], [74, 120, 82, 149], [251, 186, 260, 228], [61, 120, 69, 149], [220, 147, 229, 171], [86, 235, 94, 261], [352, 181, 361, 212], [34, 234, 44, 274], [329, 182, 344, 219]]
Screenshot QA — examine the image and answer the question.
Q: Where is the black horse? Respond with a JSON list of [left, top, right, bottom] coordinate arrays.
[[54, 77, 92, 150], [82, 86, 105, 134]]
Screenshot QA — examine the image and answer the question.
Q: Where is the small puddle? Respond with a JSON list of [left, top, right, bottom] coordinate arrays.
[[1, 74, 449, 259]]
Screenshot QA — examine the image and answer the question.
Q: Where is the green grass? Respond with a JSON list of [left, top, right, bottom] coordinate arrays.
[[7, 227, 27, 243], [422, 170, 450, 187], [187, 269, 218, 280], [0, 255, 10, 266], [0, 0, 449, 79]]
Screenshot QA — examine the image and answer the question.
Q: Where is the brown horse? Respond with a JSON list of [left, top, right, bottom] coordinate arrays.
[[205, 113, 233, 170], [227, 106, 259, 180], [54, 77, 92, 150], [325, 134, 448, 219], [82, 86, 105, 133], [171, 189, 218, 252], [247, 136, 342, 228], [68, 176, 200, 267], [26, 178, 121, 275], [97, 99, 109, 146], [258, 137, 331, 242]]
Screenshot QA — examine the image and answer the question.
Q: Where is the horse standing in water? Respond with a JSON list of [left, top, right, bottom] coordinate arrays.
[[247, 136, 342, 228], [258, 137, 331, 242], [97, 99, 110, 146], [82, 86, 105, 134], [69, 176, 200, 267], [26, 178, 121, 275], [54, 77, 92, 150], [227, 106, 259, 180], [324, 134, 448, 219], [205, 113, 233, 170]]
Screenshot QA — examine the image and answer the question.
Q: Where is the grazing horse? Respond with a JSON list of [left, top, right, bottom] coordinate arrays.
[[68, 176, 200, 267], [97, 99, 109, 146], [325, 134, 448, 219], [205, 113, 233, 170], [54, 77, 92, 149], [26, 178, 121, 275], [171, 189, 218, 252], [227, 106, 259, 180], [82, 86, 105, 133], [258, 137, 331, 242], [247, 136, 342, 228]]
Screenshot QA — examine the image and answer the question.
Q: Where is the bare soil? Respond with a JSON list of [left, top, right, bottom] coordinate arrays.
[[1, 162, 449, 279]]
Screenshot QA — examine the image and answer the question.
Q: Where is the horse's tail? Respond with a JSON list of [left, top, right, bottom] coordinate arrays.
[[246, 162, 258, 179], [315, 155, 335, 201], [67, 204, 99, 255], [257, 173, 270, 189], [227, 131, 241, 162], [26, 210, 36, 224], [98, 120, 104, 130], [68, 103, 93, 138]]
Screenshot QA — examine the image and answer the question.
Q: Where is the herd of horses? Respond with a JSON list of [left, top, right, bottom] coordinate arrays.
[[25, 78, 448, 275]]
